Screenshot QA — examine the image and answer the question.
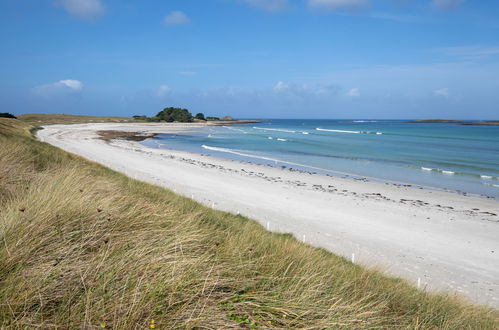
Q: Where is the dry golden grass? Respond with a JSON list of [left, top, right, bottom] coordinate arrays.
[[0, 117, 498, 329], [18, 113, 140, 125]]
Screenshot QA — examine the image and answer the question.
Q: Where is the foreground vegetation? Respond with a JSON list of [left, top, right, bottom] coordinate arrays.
[[0, 117, 497, 329]]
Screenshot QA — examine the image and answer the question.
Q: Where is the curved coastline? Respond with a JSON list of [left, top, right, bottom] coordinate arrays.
[[146, 126, 499, 201], [37, 122, 499, 308]]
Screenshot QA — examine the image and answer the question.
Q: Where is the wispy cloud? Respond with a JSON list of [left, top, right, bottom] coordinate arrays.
[[157, 85, 172, 98], [163, 11, 190, 25], [433, 88, 449, 97], [308, 0, 369, 11], [437, 45, 499, 60], [242, 0, 288, 12], [33, 79, 83, 97], [432, 0, 464, 10], [55, 0, 104, 21], [347, 87, 360, 97], [273, 81, 340, 96], [368, 11, 421, 23]]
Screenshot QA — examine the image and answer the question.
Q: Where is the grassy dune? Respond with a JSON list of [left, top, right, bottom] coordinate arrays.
[[18, 113, 139, 125], [0, 117, 497, 329]]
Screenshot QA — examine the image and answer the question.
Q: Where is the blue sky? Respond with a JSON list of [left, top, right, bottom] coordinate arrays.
[[1, 0, 499, 119]]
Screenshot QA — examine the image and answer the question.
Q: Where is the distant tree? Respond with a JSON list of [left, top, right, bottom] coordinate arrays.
[[0, 113, 17, 119], [206, 116, 220, 121], [195, 113, 206, 120], [222, 116, 234, 121], [132, 115, 148, 120], [156, 107, 193, 122]]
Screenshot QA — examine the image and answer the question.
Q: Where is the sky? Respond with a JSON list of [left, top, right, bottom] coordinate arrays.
[[1, 0, 499, 119]]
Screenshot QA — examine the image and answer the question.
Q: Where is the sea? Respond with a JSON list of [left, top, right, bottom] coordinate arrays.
[[141, 119, 499, 199]]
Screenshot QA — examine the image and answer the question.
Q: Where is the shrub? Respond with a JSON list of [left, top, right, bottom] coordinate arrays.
[[0, 113, 17, 119], [156, 107, 193, 122]]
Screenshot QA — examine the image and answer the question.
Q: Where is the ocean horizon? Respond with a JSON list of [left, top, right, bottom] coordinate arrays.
[[142, 119, 499, 199]]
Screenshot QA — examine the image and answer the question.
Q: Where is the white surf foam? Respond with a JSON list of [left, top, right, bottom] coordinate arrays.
[[421, 167, 433, 171], [441, 170, 455, 175], [253, 127, 296, 133], [316, 128, 361, 134], [481, 175, 493, 179], [224, 126, 247, 133], [302, 132, 309, 135], [202, 145, 282, 163], [277, 138, 287, 142], [201, 145, 343, 175]]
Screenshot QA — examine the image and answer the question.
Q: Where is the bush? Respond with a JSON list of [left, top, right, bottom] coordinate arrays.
[[0, 113, 17, 119], [195, 113, 206, 121], [156, 107, 193, 123]]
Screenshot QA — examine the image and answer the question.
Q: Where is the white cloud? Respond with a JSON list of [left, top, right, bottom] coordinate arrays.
[[56, 0, 104, 21], [163, 11, 190, 25], [242, 0, 288, 12], [33, 79, 83, 97], [158, 85, 172, 98], [308, 0, 369, 11], [432, 0, 464, 10], [347, 88, 360, 97], [433, 88, 449, 97], [273, 81, 290, 92]]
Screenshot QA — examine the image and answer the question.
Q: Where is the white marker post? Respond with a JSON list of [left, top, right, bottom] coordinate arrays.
[[417, 278, 421, 289], [303, 235, 306, 243], [351, 253, 355, 263], [266, 222, 270, 230]]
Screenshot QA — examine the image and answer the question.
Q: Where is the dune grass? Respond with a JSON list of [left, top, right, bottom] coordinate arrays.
[[18, 113, 140, 125], [0, 117, 497, 329]]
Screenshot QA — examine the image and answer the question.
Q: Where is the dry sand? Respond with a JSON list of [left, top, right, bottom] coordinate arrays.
[[37, 122, 499, 308]]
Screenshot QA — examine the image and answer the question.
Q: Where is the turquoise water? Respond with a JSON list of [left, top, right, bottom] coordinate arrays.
[[141, 120, 499, 198]]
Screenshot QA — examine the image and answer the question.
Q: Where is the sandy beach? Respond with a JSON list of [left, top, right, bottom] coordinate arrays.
[[37, 122, 499, 308]]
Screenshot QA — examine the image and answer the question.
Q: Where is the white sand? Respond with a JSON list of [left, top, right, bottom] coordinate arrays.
[[38, 123, 499, 308]]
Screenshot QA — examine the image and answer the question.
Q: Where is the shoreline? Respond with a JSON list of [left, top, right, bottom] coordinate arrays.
[[37, 122, 499, 308], [151, 137, 498, 202], [98, 125, 497, 201]]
